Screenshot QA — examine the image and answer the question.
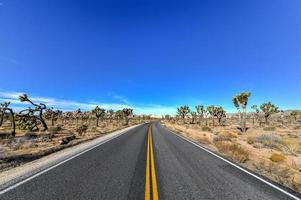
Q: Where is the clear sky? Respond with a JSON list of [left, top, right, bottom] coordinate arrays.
[[0, 0, 300, 115]]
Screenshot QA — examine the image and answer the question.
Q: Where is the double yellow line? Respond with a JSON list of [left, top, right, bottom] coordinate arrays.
[[145, 126, 159, 200]]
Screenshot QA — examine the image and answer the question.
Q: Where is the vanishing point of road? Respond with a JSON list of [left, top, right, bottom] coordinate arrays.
[[0, 122, 300, 200]]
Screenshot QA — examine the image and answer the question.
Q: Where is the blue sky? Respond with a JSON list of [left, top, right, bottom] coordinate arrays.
[[0, 0, 300, 115]]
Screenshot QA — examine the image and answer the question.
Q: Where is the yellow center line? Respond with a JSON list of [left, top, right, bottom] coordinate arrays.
[[145, 129, 151, 200], [150, 126, 159, 200], [145, 125, 159, 200]]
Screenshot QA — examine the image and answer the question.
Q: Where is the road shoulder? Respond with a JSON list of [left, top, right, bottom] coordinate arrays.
[[0, 124, 142, 192]]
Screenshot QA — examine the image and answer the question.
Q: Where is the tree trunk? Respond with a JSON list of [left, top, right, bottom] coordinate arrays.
[[242, 106, 247, 133], [0, 111, 3, 127], [8, 109, 15, 137], [39, 110, 48, 130], [265, 115, 268, 124], [96, 118, 99, 127], [125, 117, 129, 125]]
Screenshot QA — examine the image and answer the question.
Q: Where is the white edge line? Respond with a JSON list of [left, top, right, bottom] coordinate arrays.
[[162, 125, 300, 200], [0, 124, 142, 195]]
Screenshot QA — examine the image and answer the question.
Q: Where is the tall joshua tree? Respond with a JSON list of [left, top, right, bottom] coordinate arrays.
[[177, 106, 191, 123], [122, 108, 133, 125], [260, 102, 279, 124], [207, 106, 226, 126], [19, 94, 48, 131], [251, 105, 260, 126], [0, 102, 16, 137], [195, 105, 205, 125], [92, 106, 105, 127], [232, 92, 251, 133]]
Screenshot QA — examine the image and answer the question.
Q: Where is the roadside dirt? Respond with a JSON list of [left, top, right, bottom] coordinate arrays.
[[162, 121, 301, 193]]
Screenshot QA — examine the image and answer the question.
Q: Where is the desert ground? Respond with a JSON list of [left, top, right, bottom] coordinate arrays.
[[0, 114, 144, 172], [162, 112, 301, 193]]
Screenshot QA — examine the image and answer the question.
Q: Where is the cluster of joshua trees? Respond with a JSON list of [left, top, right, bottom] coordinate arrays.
[[0, 94, 135, 137], [171, 92, 297, 133]]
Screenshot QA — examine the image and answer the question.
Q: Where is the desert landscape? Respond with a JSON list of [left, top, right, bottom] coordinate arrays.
[[0, 94, 147, 172], [162, 92, 301, 194]]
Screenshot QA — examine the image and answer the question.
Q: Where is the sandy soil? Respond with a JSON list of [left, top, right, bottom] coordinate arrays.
[[0, 119, 142, 172], [162, 120, 301, 193]]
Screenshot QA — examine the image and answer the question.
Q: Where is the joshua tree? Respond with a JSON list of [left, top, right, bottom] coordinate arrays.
[[122, 108, 133, 125], [251, 105, 260, 126], [44, 108, 61, 126], [0, 102, 16, 136], [260, 102, 279, 124], [107, 109, 114, 123], [195, 105, 205, 125], [92, 106, 105, 127], [73, 109, 82, 125], [207, 106, 226, 126], [19, 94, 48, 130], [290, 111, 300, 122], [177, 106, 191, 123], [115, 110, 124, 126], [190, 111, 197, 124], [232, 92, 251, 133]]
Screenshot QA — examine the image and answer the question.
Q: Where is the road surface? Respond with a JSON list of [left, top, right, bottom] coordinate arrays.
[[0, 122, 299, 200]]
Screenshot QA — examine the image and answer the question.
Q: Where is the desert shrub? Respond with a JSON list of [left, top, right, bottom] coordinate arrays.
[[22, 140, 38, 149], [202, 126, 212, 132], [219, 131, 238, 139], [76, 125, 88, 136], [90, 126, 97, 132], [8, 138, 26, 150], [213, 135, 231, 142], [45, 125, 63, 139], [197, 137, 211, 144], [270, 153, 286, 162], [255, 134, 281, 149], [247, 136, 256, 144], [263, 126, 276, 131], [24, 132, 38, 139], [214, 141, 249, 163], [293, 125, 301, 130], [49, 125, 62, 134], [253, 142, 264, 149], [282, 144, 298, 156]]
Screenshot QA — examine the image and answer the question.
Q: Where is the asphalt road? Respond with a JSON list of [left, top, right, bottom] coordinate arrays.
[[0, 122, 299, 200]]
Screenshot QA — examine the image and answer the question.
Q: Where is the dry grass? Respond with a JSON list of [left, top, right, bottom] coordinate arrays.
[[201, 126, 212, 132], [270, 153, 286, 162], [196, 136, 212, 144], [214, 141, 249, 163], [255, 134, 281, 149], [247, 136, 256, 144], [163, 119, 301, 193]]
